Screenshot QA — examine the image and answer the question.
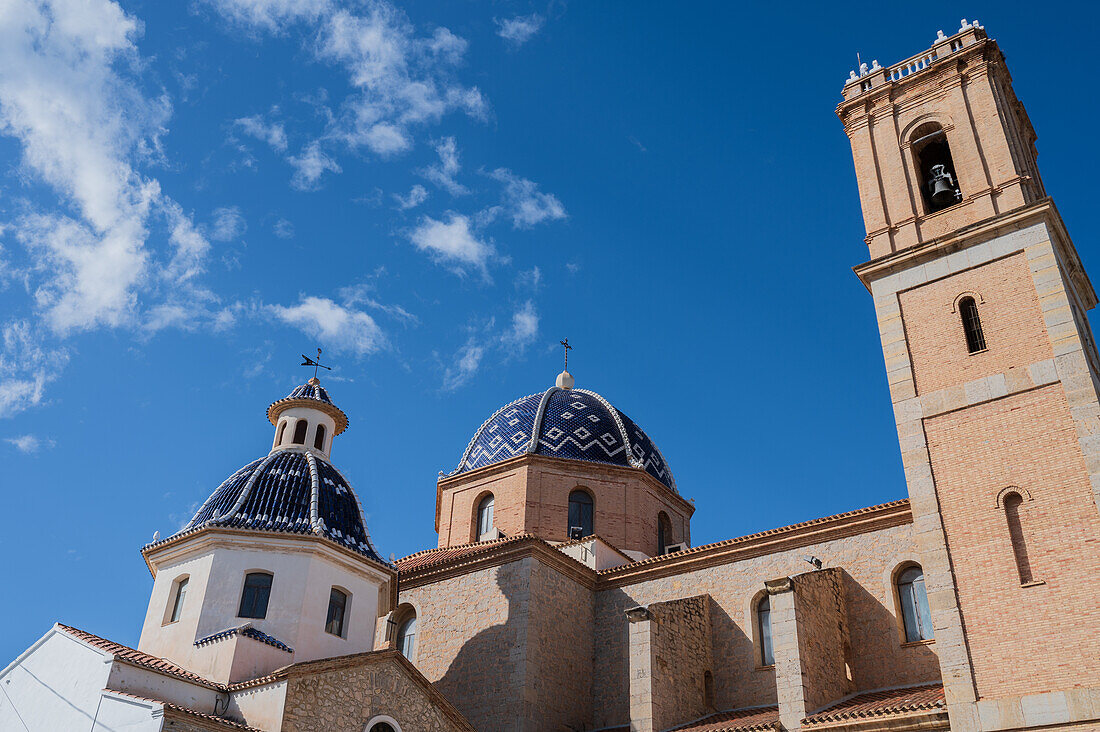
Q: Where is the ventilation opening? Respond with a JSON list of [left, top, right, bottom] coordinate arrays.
[[912, 123, 962, 214]]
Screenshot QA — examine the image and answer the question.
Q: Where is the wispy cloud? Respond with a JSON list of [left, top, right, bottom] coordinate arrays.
[[489, 168, 566, 229], [495, 14, 544, 47], [268, 295, 386, 355], [0, 320, 69, 418], [209, 206, 246, 241], [443, 337, 484, 391], [502, 299, 538, 351], [235, 114, 288, 152], [5, 434, 56, 454], [421, 136, 468, 196], [273, 218, 295, 239], [288, 140, 341, 189], [408, 213, 494, 279], [394, 183, 428, 210]]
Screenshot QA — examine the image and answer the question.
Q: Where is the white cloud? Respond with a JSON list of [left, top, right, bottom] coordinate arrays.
[[210, 206, 246, 242], [420, 136, 467, 195], [0, 320, 69, 418], [394, 183, 428, 210], [0, 0, 213, 340], [273, 218, 295, 238], [503, 300, 538, 350], [207, 0, 487, 179], [489, 168, 566, 229], [495, 14, 544, 46], [235, 114, 288, 152], [408, 213, 493, 278], [5, 434, 55, 453], [442, 337, 484, 391], [288, 140, 342, 189], [515, 266, 542, 291], [268, 296, 385, 355]]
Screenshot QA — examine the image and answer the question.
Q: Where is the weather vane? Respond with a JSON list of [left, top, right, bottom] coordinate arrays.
[[300, 348, 331, 379], [560, 338, 572, 371]]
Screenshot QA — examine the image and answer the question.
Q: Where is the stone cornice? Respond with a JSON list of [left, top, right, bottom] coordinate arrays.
[[140, 525, 396, 586], [434, 452, 696, 530], [853, 199, 1097, 309]]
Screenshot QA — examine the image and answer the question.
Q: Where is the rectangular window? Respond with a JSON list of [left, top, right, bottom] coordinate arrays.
[[168, 577, 188, 623], [325, 588, 347, 637], [239, 573, 272, 619]]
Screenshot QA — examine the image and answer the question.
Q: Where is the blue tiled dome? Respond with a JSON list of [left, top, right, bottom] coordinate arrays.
[[169, 450, 383, 562], [452, 387, 676, 491], [267, 377, 349, 434]]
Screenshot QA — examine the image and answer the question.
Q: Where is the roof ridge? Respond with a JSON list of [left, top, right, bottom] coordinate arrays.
[[598, 499, 912, 575], [103, 689, 262, 731]]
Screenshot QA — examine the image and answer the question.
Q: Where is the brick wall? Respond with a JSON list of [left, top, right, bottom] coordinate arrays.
[[924, 384, 1100, 699], [899, 253, 1052, 395], [593, 522, 941, 728]]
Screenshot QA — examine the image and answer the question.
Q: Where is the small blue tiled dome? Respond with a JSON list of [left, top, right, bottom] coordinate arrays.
[[267, 376, 349, 434], [169, 450, 383, 562], [452, 385, 677, 491]]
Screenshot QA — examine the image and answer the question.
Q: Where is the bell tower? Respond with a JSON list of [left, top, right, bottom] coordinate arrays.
[[839, 21, 1100, 732]]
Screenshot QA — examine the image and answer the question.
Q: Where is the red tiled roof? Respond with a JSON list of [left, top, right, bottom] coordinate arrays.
[[802, 684, 945, 726], [57, 624, 223, 690], [669, 706, 782, 731], [396, 533, 538, 573], [105, 690, 261, 731]]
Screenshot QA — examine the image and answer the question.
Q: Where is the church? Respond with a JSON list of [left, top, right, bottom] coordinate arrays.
[[2, 21, 1099, 732]]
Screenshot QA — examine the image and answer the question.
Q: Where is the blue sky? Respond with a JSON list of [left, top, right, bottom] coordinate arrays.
[[3, 1, 1099, 661]]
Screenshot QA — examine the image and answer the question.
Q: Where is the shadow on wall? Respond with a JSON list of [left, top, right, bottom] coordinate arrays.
[[435, 559, 530, 732], [842, 572, 941, 690], [708, 600, 776, 712]]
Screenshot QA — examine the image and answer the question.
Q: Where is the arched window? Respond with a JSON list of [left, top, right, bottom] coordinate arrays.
[[292, 420, 308, 445], [238, 572, 273, 619], [568, 489, 594, 539], [167, 576, 188, 624], [367, 721, 398, 732], [897, 565, 934, 642], [396, 615, 417, 659], [658, 512, 672, 555], [911, 122, 961, 213], [476, 494, 495, 539], [275, 421, 287, 446], [325, 587, 348, 637], [959, 296, 987, 353], [314, 423, 326, 451], [756, 594, 774, 666], [1003, 493, 1035, 584]]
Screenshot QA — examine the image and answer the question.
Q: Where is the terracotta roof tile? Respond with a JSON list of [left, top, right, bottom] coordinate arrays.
[[105, 690, 261, 731], [669, 706, 782, 731], [802, 684, 945, 725], [58, 624, 223, 690], [395, 533, 538, 573]]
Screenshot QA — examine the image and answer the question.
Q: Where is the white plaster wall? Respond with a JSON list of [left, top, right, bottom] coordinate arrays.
[[93, 693, 162, 732], [274, 406, 336, 458], [107, 662, 222, 713], [229, 680, 288, 732], [138, 551, 215, 662], [0, 629, 114, 732]]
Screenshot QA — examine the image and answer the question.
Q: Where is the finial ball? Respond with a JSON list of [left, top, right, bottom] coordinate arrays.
[[556, 370, 575, 390]]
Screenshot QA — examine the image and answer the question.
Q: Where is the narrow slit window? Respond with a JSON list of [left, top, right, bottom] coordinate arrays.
[[897, 566, 934, 642], [568, 490, 594, 539], [325, 587, 347, 637], [658, 511, 672, 555], [314, 423, 326, 451], [757, 594, 774, 666], [292, 420, 308, 445], [959, 297, 987, 353], [239, 572, 273, 619], [476, 494, 495, 539], [168, 577, 188, 624], [1004, 493, 1035, 584]]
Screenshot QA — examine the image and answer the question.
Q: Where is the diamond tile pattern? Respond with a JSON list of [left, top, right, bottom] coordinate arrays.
[[454, 387, 676, 491]]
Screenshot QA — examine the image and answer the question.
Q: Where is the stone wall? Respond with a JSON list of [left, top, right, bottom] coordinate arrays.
[[279, 654, 470, 732], [648, 595, 713, 731], [593, 520, 940, 729], [792, 569, 852, 714]]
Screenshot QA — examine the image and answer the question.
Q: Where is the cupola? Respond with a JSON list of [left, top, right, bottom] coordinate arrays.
[[267, 376, 348, 459]]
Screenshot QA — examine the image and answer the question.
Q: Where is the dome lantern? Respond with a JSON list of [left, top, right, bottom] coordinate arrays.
[[266, 376, 348, 459]]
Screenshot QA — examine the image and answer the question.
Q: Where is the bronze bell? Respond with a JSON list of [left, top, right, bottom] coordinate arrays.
[[928, 164, 958, 205]]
